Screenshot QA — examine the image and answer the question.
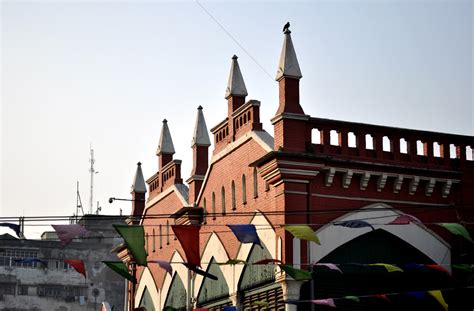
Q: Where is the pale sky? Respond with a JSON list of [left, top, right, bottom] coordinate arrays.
[[1, 0, 472, 238]]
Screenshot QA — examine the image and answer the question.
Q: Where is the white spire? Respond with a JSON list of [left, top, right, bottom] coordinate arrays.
[[156, 119, 175, 155], [225, 55, 248, 99], [276, 29, 302, 81], [192, 106, 211, 147], [131, 162, 147, 193]]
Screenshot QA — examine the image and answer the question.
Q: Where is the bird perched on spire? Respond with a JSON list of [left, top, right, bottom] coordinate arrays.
[[282, 22, 290, 33]]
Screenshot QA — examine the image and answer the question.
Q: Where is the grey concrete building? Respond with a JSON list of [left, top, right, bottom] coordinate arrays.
[[0, 215, 126, 311]]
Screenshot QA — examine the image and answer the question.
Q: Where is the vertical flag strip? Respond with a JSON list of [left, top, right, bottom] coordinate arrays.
[[103, 261, 137, 283], [52, 224, 88, 246], [436, 223, 473, 243], [64, 259, 86, 279], [172, 225, 201, 267], [0, 223, 22, 238], [114, 225, 148, 266], [227, 224, 262, 246], [284, 225, 320, 245]]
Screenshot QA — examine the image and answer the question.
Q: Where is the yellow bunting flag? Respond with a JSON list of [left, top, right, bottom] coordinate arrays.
[[368, 263, 403, 273], [428, 290, 448, 311]]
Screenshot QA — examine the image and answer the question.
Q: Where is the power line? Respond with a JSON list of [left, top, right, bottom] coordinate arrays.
[[195, 0, 273, 80]]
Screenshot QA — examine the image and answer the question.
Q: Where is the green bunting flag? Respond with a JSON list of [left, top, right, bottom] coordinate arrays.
[[344, 296, 360, 302], [436, 223, 473, 243], [103, 261, 137, 284], [218, 259, 247, 266], [279, 264, 313, 281], [113, 225, 148, 266], [284, 225, 321, 245], [452, 264, 474, 272]]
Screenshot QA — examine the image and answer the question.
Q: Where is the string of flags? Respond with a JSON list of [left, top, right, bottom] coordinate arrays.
[[2, 211, 473, 302]]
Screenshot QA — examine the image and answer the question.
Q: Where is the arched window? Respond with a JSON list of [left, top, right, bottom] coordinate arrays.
[[253, 167, 258, 198], [203, 198, 207, 224], [231, 181, 236, 210], [221, 186, 226, 215], [166, 221, 170, 245], [242, 174, 247, 204], [152, 228, 156, 252], [212, 192, 216, 220], [159, 224, 163, 249]]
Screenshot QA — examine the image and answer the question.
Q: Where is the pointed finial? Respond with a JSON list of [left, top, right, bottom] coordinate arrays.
[[131, 162, 147, 193], [192, 105, 211, 147], [156, 119, 175, 155], [225, 54, 248, 99], [276, 27, 302, 81]]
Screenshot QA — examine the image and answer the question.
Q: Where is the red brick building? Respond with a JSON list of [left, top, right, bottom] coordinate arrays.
[[119, 29, 474, 311]]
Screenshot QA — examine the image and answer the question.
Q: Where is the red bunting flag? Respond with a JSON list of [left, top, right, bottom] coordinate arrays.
[[64, 259, 86, 279], [172, 225, 201, 267]]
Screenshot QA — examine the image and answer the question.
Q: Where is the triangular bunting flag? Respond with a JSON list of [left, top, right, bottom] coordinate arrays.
[[344, 296, 360, 302], [103, 261, 137, 283], [284, 225, 320, 245], [52, 224, 88, 246], [425, 264, 450, 275], [428, 290, 448, 311], [227, 224, 262, 246], [436, 223, 473, 243], [114, 225, 148, 266], [388, 214, 421, 225], [64, 259, 86, 279], [279, 264, 313, 281], [315, 263, 342, 273], [368, 263, 403, 273], [311, 299, 336, 307], [218, 259, 247, 266], [0, 223, 22, 238], [172, 225, 201, 267], [14, 258, 47, 266], [148, 260, 173, 275], [334, 220, 374, 230]]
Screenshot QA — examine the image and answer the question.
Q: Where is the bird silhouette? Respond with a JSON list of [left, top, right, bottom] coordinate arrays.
[[283, 22, 290, 33]]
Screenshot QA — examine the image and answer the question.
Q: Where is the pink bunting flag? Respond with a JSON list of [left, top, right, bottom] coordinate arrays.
[[315, 263, 342, 273], [148, 260, 173, 275], [64, 259, 86, 279], [311, 299, 336, 308], [52, 224, 88, 246], [388, 214, 421, 225]]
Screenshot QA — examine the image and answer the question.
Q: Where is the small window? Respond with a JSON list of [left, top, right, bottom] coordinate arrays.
[[166, 221, 170, 245], [221, 186, 226, 215], [348, 132, 356, 148], [467, 146, 473, 161], [203, 198, 207, 224], [212, 192, 216, 219], [159, 225, 163, 249], [312, 128, 321, 144], [253, 168, 258, 198], [152, 229, 156, 252], [417, 140, 426, 156], [231, 181, 236, 210], [400, 138, 408, 154], [365, 134, 374, 150], [382, 136, 391, 152], [242, 175, 247, 204], [433, 142, 441, 157], [330, 130, 339, 146], [145, 233, 149, 253]]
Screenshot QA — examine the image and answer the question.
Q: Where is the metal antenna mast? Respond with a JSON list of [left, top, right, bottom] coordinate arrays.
[[76, 181, 84, 218], [89, 144, 97, 215]]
